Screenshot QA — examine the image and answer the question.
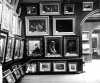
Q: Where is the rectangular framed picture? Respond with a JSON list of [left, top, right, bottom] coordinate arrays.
[[82, 31, 90, 40], [0, 30, 8, 63], [53, 16, 75, 35], [26, 3, 39, 15], [3, 69, 15, 83], [25, 16, 49, 36], [5, 37, 15, 62], [64, 36, 79, 57], [53, 62, 66, 72], [83, 2, 93, 11], [26, 37, 43, 57], [19, 40, 24, 59], [45, 36, 62, 57], [26, 63, 37, 73], [14, 38, 21, 60], [68, 62, 77, 72], [39, 62, 51, 72], [64, 4, 74, 14], [40, 1, 60, 15]]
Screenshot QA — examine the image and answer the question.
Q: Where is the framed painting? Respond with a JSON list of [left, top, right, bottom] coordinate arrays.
[[63, 4, 74, 14], [14, 38, 21, 60], [26, 3, 39, 15], [53, 62, 66, 72], [83, 2, 93, 11], [45, 36, 62, 58], [26, 37, 43, 57], [40, 1, 60, 15], [53, 16, 75, 35], [3, 69, 15, 83], [64, 36, 79, 57], [39, 62, 51, 72], [0, 30, 8, 63], [25, 16, 49, 36], [68, 62, 77, 72], [82, 31, 90, 41], [26, 63, 37, 73], [5, 37, 15, 62], [19, 40, 24, 59]]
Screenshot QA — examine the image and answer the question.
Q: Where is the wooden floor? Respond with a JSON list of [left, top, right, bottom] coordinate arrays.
[[20, 60, 100, 83]]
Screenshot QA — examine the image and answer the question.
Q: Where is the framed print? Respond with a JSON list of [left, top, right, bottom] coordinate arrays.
[[64, 4, 74, 14], [82, 31, 90, 40], [5, 37, 15, 62], [39, 62, 51, 72], [53, 62, 66, 72], [3, 69, 15, 83], [0, 30, 8, 63], [14, 38, 21, 60], [83, 2, 93, 11], [25, 16, 49, 36], [68, 62, 77, 72], [53, 16, 75, 35], [26, 3, 39, 15], [26, 63, 37, 73], [64, 36, 79, 57], [45, 36, 62, 57], [40, 1, 60, 15], [26, 37, 43, 57]]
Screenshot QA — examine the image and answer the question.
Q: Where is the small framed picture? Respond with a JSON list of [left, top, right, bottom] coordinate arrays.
[[45, 36, 62, 57], [53, 62, 66, 72], [68, 62, 77, 72], [0, 30, 8, 63], [25, 16, 49, 36], [26, 63, 37, 73], [64, 36, 79, 57], [64, 4, 74, 14], [39, 62, 51, 72], [3, 69, 15, 83], [40, 1, 60, 15], [26, 3, 39, 15], [82, 31, 90, 40], [26, 37, 43, 57], [83, 2, 93, 11]]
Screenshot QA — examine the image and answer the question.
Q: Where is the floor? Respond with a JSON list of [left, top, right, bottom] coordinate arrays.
[[20, 60, 100, 83]]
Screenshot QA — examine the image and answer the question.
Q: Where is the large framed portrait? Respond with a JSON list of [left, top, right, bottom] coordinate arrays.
[[40, 1, 61, 15], [26, 63, 37, 73], [68, 62, 77, 72], [0, 30, 8, 63], [53, 16, 75, 35], [53, 62, 66, 72], [83, 2, 93, 11], [26, 37, 43, 57], [63, 4, 74, 14], [5, 37, 15, 62], [25, 16, 49, 36], [45, 36, 62, 57], [39, 62, 51, 72], [64, 36, 79, 57], [14, 38, 21, 60], [3, 69, 15, 83]]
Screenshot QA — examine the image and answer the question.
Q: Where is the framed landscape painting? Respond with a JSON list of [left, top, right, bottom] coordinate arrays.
[[25, 16, 49, 36]]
